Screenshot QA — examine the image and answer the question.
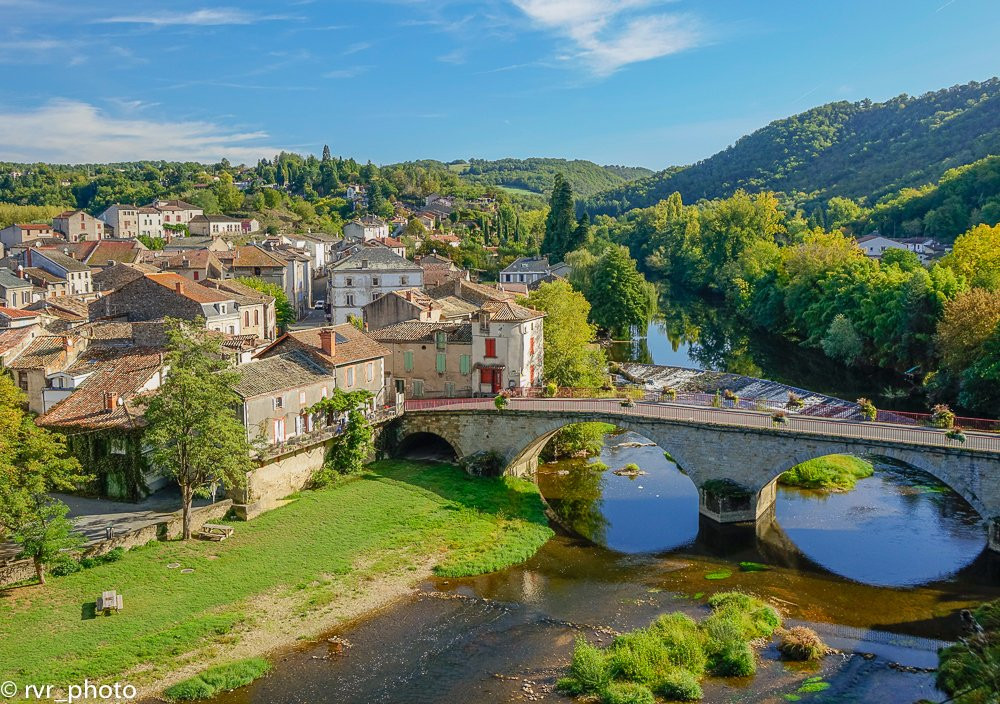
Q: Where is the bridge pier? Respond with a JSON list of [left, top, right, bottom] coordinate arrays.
[[697, 480, 776, 525]]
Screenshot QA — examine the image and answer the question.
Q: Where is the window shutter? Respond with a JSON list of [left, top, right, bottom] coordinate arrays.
[[459, 354, 470, 375], [436, 353, 446, 373], [404, 350, 414, 372]]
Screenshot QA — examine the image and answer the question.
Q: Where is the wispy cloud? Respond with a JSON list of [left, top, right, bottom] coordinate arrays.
[[95, 8, 293, 27], [341, 41, 372, 55], [510, 0, 702, 75], [323, 65, 370, 79], [437, 48, 466, 64], [0, 100, 278, 163]]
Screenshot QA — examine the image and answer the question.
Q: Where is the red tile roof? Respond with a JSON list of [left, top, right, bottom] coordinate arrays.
[[0, 306, 40, 319], [37, 348, 164, 431], [145, 272, 233, 304]]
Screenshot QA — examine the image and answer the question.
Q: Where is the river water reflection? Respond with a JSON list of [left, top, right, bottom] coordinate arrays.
[[608, 299, 925, 411], [538, 431, 986, 588]]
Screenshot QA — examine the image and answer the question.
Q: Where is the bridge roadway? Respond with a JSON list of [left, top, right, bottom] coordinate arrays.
[[396, 396, 1000, 551]]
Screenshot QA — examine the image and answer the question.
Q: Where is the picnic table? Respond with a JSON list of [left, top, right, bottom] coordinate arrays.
[[96, 590, 123, 614], [199, 523, 234, 541]]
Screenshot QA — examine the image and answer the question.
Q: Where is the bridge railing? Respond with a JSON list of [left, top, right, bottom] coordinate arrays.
[[504, 386, 1000, 432], [403, 396, 1000, 453]]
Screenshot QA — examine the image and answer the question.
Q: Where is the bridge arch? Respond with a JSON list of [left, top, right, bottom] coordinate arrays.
[[753, 442, 992, 523], [394, 405, 1000, 550]]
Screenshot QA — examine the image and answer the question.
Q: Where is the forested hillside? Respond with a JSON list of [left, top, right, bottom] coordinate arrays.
[[401, 158, 652, 198], [585, 78, 1000, 215]]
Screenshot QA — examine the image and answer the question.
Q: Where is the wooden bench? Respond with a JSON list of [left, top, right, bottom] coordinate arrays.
[[199, 523, 234, 541], [96, 590, 123, 614]]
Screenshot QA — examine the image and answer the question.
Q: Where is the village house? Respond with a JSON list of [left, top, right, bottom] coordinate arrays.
[[282, 232, 341, 272], [343, 215, 389, 242], [500, 256, 552, 288], [0, 268, 35, 308], [6, 333, 87, 413], [24, 248, 93, 295], [215, 244, 312, 319], [39, 239, 145, 271], [0, 309, 41, 367], [18, 267, 67, 299], [327, 246, 424, 324], [370, 298, 544, 397], [373, 236, 407, 259], [0, 223, 55, 250], [34, 329, 170, 499], [362, 288, 442, 330], [91, 272, 243, 335], [24, 296, 90, 330], [188, 214, 244, 237], [155, 250, 226, 282], [151, 199, 204, 226], [97, 204, 139, 239], [162, 236, 232, 252], [203, 278, 278, 341], [415, 253, 468, 288], [52, 210, 105, 242], [136, 206, 164, 239], [250, 324, 390, 443]]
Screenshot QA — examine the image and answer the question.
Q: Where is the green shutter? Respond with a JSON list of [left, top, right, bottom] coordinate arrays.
[[459, 354, 470, 375], [436, 353, 446, 373], [404, 350, 414, 372]]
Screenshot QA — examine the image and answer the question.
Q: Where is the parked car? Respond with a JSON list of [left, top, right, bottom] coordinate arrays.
[[314, 299, 325, 309]]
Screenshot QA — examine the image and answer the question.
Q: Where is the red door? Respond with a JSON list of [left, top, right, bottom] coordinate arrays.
[[492, 370, 501, 393]]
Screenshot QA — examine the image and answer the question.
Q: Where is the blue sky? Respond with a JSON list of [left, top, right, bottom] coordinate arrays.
[[0, 0, 997, 168]]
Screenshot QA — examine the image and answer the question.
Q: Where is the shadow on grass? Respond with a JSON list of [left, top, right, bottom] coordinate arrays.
[[364, 459, 550, 524], [81, 601, 97, 620]]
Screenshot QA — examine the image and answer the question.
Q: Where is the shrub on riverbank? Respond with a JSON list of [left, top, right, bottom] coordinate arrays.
[[777, 627, 826, 661], [164, 658, 271, 700], [557, 591, 781, 702], [541, 422, 616, 460], [778, 455, 874, 491]]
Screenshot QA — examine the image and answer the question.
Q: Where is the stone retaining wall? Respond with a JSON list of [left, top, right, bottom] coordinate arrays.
[[0, 500, 232, 588]]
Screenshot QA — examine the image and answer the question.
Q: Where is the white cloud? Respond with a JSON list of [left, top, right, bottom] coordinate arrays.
[[0, 100, 279, 163], [95, 8, 290, 26], [510, 0, 701, 75]]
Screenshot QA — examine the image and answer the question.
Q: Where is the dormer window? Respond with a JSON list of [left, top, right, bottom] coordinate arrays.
[[219, 304, 227, 314]]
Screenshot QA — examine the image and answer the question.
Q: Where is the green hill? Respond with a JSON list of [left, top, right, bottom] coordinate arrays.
[[584, 78, 1000, 215], [401, 158, 653, 198]]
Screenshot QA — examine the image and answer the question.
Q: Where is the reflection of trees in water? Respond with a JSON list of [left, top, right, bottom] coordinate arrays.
[[540, 460, 610, 545], [621, 294, 920, 410]]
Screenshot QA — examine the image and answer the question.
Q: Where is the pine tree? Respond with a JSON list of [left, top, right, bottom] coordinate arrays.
[[322, 144, 332, 162], [542, 173, 576, 262]]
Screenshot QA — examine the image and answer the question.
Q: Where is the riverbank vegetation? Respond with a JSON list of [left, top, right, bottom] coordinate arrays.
[[164, 658, 271, 701], [937, 598, 1000, 704], [540, 422, 616, 461], [778, 455, 875, 491], [0, 460, 553, 696], [557, 591, 783, 703]]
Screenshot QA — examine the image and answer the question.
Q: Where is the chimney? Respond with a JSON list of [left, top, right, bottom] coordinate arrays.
[[319, 329, 336, 357], [62, 336, 74, 352], [103, 391, 119, 412], [174, 281, 184, 293]]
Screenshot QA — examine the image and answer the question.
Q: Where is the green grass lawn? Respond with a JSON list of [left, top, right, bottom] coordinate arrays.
[[0, 460, 553, 690], [778, 454, 874, 491]]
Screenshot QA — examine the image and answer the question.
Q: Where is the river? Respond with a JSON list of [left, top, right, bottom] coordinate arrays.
[[201, 303, 997, 704], [607, 299, 925, 412]]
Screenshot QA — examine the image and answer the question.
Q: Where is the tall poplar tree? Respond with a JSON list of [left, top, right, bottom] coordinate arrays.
[[542, 173, 576, 262]]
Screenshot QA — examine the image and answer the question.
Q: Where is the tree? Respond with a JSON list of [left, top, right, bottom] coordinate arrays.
[[322, 144, 332, 162], [13, 501, 84, 585], [0, 375, 87, 545], [139, 319, 252, 539], [587, 245, 657, 338], [936, 288, 1000, 372], [524, 280, 607, 388], [821, 314, 864, 364], [959, 324, 1000, 413], [944, 223, 1000, 290], [310, 389, 374, 483], [541, 173, 576, 262], [237, 277, 295, 330]]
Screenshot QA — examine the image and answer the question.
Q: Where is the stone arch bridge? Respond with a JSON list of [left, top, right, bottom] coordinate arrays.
[[392, 397, 1000, 551]]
